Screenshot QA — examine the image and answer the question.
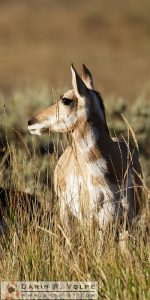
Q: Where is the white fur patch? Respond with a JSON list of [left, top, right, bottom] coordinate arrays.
[[62, 172, 83, 219], [61, 112, 77, 130], [78, 127, 100, 154], [88, 158, 107, 177], [28, 127, 42, 136]]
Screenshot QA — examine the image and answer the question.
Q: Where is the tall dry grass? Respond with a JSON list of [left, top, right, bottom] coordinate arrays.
[[0, 84, 150, 299]]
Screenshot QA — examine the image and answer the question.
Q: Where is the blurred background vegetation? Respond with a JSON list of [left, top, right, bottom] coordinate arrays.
[[0, 0, 150, 99]]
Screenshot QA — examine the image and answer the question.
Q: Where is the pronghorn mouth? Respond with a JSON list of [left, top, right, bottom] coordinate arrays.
[[28, 127, 42, 135], [28, 124, 50, 136], [28, 124, 44, 135]]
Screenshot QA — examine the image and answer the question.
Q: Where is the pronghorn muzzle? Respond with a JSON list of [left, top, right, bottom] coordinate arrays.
[[28, 117, 49, 135]]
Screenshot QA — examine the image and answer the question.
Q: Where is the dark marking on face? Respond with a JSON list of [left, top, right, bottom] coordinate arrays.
[[61, 98, 73, 106], [28, 117, 39, 126]]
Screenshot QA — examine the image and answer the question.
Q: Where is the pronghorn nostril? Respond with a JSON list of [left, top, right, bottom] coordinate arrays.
[[28, 118, 37, 126], [28, 119, 33, 126]]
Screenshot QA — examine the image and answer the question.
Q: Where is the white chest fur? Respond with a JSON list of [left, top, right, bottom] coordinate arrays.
[[62, 170, 85, 220], [55, 146, 117, 223], [61, 166, 114, 221]]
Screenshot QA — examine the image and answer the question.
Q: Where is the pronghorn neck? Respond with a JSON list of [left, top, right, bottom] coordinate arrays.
[[73, 98, 111, 150], [72, 115, 113, 179], [72, 112, 124, 185]]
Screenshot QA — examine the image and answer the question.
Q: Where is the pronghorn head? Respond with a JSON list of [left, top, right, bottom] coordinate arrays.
[[28, 64, 108, 135]]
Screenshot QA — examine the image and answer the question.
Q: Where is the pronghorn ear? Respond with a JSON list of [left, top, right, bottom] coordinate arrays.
[[82, 64, 94, 90], [71, 64, 89, 98]]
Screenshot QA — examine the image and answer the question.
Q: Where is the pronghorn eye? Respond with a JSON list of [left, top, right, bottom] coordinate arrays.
[[62, 98, 73, 106]]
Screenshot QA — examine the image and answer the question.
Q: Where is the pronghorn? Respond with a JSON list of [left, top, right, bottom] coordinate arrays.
[[28, 64, 143, 240]]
